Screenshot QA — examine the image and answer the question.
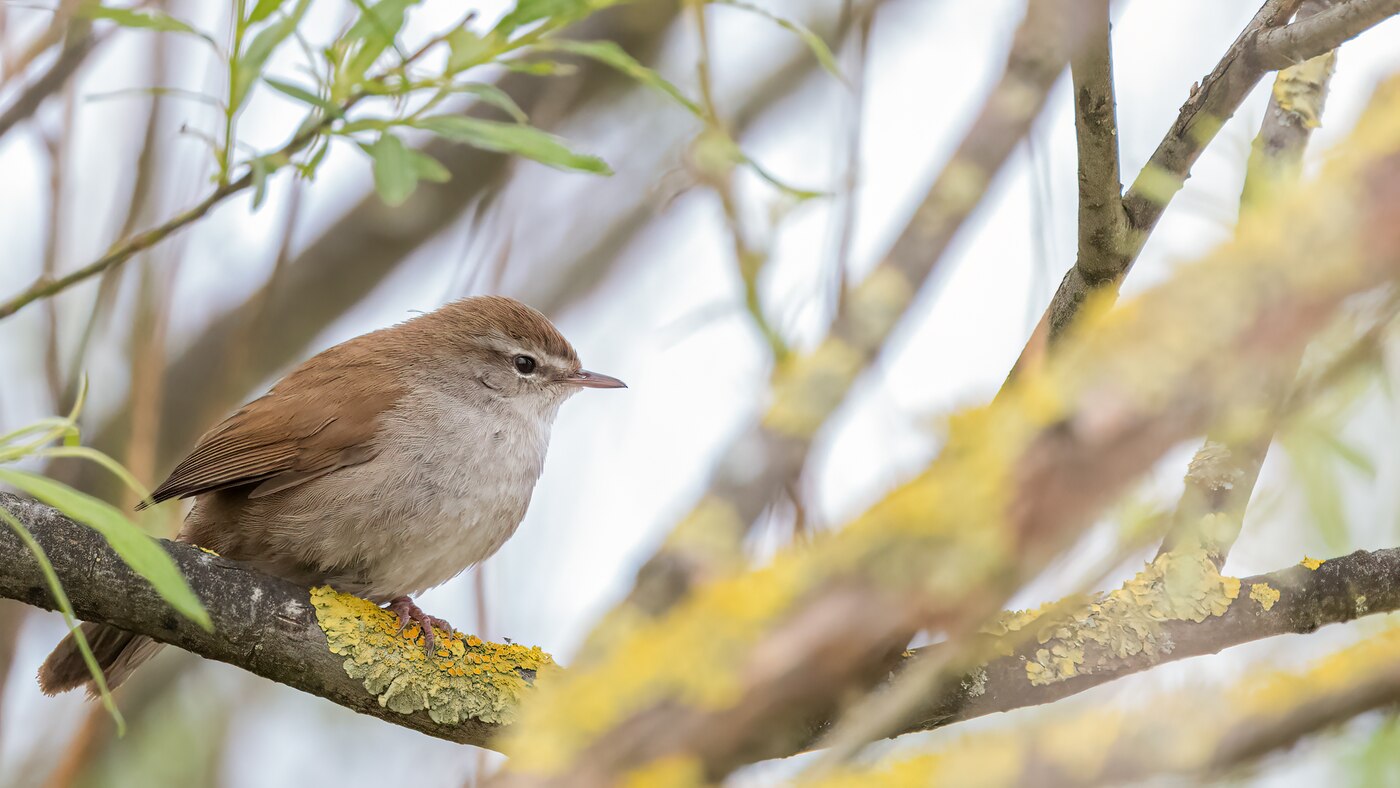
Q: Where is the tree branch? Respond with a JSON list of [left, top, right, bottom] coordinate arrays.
[[1159, 0, 1340, 564], [897, 549, 1398, 736], [0, 492, 516, 750], [1069, 9, 1127, 284], [493, 73, 1400, 784], [1016, 0, 1399, 359], [8, 497, 1400, 769], [1253, 0, 1400, 69], [0, 24, 102, 140], [586, 0, 1111, 645]]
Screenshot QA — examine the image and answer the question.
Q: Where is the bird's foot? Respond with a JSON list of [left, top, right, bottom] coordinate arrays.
[[386, 596, 453, 654]]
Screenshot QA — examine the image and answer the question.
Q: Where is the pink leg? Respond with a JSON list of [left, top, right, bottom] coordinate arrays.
[[386, 597, 454, 654]]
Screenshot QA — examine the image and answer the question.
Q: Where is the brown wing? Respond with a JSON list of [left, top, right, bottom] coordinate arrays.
[[142, 343, 404, 509]]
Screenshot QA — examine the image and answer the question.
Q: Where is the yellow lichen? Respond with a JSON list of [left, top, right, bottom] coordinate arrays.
[[1301, 556, 1325, 570], [1273, 50, 1337, 129], [763, 337, 865, 437], [1250, 582, 1281, 611], [1016, 550, 1241, 686], [622, 756, 706, 788], [310, 587, 554, 725], [196, 546, 221, 556], [499, 76, 1400, 777]]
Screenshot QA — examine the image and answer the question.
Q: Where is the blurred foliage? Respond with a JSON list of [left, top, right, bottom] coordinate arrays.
[[0, 383, 211, 731]]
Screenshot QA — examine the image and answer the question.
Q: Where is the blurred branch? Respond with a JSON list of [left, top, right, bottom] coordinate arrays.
[[1069, 10, 1127, 285], [8, 498, 1400, 763], [0, 492, 515, 750], [0, 21, 101, 140], [1159, 0, 1340, 564], [494, 71, 1400, 785], [814, 619, 1400, 786], [583, 0, 1109, 646]]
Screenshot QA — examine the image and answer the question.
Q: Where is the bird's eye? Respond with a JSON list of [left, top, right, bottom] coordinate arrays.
[[513, 355, 537, 375]]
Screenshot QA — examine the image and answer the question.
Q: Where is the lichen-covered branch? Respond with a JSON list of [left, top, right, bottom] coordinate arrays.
[[1069, 9, 1127, 285], [584, 0, 1111, 650], [812, 611, 1400, 787], [1159, 0, 1340, 563], [895, 549, 1397, 737], [0, 492, 546, 750], [493, 75, 1400, 786]]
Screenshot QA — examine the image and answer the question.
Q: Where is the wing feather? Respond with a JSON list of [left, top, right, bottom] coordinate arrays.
[[141, 343, 405, 509]]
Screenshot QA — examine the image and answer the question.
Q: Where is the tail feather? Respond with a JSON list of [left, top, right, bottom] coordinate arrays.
[[37, 623, 164, 697]]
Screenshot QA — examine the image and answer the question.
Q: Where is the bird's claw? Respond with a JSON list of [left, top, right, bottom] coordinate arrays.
[[386, 596, 453, 654]]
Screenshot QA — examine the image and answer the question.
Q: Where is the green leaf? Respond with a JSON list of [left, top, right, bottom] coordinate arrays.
[[453, 82, 529, 123], [367, 132, 419, 206], [408, 149, 452, 183], [36, 446, 154, 508], [247, 0, 286, 24], [494, 0, 594, 36], [1319, 430, 1377, 479], [499, 59, 576, 76], [82, 4, 217, 48], [342, 0, 418, 82], [445, 27, 492, 73], [413, 115, 611, 174], [0, 507, 124, 734], [0, 470, 212, 631], [232, 0, 310, 111], [264, 78, 345, 118], [711, 0, 844, 82], [250, 155, 272, 209], [537, 39, 701, 116]]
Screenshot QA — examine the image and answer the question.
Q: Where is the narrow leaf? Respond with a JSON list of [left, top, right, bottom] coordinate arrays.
[[0, 470, 211, 630], [232, 0, 310, 111], [367, 132, 419, 206], [0, 507, 124, 734], [712, 0, 844, 82], [264, 78, 345, 117], [408, 149, 452, 183], [454, 82, 529, 123], [82, 5, 217, 48], [247, 0, 286, 24], [414, 115, 611, 174], [537, 39, 701, 116]]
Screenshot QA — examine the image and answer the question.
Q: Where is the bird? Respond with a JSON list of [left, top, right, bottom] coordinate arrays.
[[38, 295, 625, 696]]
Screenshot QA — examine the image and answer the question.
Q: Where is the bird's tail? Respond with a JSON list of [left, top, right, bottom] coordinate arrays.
[[37, 623, 164, 697]]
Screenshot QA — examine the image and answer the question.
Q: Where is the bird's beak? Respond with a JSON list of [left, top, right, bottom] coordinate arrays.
[[565, 369, 627, 389]]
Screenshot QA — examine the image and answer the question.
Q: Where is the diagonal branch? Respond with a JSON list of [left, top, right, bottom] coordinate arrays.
[[586, 0, 1111, 645], [1012, 0, 1400, 366], [1159, 0, 1342, 564], [0, 23, 102, 140]]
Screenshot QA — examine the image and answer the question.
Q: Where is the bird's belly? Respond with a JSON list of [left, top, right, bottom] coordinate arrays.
[[241, 406, 549, 602]]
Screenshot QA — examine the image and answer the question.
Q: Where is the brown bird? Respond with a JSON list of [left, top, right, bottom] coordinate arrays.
[[38, 296, 625, 695]]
